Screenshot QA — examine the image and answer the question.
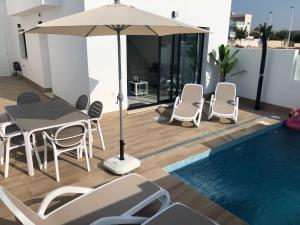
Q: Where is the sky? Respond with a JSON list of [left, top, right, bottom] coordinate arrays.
[[232, 0, 300, 31]]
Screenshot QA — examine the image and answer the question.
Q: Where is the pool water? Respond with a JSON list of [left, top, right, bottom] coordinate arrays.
[[170, 125, 300, 225]]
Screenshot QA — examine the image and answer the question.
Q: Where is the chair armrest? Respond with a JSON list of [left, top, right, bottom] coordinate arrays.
[[0, 121, 17, 137], [235, 97, 239, 107], [3, 131, 23, 140], [174, 96, 180, 108], [38, 186, 93, 217], [42, 131, 54, 142], [42, 131, 56, 148], [90, 216, 148, 225], [210, 94, 215, 105], [0, 121, 15, 128]]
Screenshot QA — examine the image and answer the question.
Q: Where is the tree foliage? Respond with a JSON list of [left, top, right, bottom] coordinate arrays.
[[234, 27, 248, 42], [209, 45, 239, 82]]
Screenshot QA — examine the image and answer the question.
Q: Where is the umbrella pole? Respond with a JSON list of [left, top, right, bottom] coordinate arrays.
[[117, 29, 125, 160]]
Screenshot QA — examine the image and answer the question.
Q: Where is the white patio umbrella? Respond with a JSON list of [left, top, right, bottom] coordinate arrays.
[[28, 0, 209, 174]]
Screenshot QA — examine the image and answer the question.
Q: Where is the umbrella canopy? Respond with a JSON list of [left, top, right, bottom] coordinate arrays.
[[28, 0, 209, 174], [28, 2, 208, 37]]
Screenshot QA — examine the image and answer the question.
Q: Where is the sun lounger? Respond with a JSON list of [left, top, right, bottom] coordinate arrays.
[[0, 174, 170, 225], [170, 84, 204, 127], [208, 82, 239, 123], [92, 203, 218, 225]]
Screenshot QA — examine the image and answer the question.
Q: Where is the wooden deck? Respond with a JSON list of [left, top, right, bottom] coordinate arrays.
[[0, 77, 289, 225]]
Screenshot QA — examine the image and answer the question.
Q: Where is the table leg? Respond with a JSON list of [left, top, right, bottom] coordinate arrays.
[[88, 120, 93, 158], [24, 131, 34, 176]]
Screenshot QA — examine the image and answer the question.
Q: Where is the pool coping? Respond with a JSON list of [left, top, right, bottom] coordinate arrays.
[[164, 122, 283, 173]]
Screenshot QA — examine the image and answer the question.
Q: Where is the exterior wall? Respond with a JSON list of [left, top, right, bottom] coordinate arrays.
[[85, 0, 232, 112], [228, 48, 300, 108], [5, 0, 89, 104], [0, 0, 12, 76], [4, 0, 232, 112], [6, 0, 61, 16]]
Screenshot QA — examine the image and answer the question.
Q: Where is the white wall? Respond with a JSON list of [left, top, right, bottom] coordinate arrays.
[[6, 0, 62, 16], [0, 0, 11, 76], [228, 48, 300, 108], [85, 0, 232, 112], [5, 0, 89, 104], [42, 0, 89, 103]]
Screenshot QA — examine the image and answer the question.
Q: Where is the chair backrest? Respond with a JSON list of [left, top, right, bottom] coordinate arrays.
[[17, 92, 41, 105], [54, 123, 86, 148], [0, 186, 42, 225], [88, 101, 103, 119], [181, 84, 203, 104], [215, 82, 236, 101], [75, 95, 89, 110]]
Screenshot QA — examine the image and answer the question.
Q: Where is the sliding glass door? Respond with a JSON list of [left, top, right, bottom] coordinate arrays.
[[127, 32, 206, 110], [158, 35, 174, 102]]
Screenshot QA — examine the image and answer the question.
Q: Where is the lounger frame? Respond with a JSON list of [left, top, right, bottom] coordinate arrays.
[[208, 82, 239, 123], [169, 84, 204, 127]]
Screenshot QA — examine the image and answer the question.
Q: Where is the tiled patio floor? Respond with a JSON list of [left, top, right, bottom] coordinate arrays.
[[0, 77, 289, 225]]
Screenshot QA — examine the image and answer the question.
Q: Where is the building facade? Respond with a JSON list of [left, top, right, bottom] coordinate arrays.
[[1, 0, 232, 113], [229, 13, 252, 39]]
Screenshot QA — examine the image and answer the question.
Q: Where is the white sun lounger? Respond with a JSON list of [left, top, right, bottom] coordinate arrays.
[[208, 82, 239, 123], [170, 84, 204, 127], [92, 203, 218, 225], [0, 174, 170, 225]]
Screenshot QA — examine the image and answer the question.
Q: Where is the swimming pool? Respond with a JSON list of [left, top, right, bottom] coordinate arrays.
[[166, 124, 300, 225]]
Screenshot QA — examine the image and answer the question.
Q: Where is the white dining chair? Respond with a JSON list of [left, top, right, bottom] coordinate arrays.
[[0, 121, 42, 178], [85, 101, 105, 150], [42, 122, 90, 182]]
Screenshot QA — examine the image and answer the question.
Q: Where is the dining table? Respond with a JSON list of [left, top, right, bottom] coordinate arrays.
[[5, 100, 92, 176]]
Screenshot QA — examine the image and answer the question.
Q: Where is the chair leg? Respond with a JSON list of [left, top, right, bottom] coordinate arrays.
[[76, 148, 80, 160], [96, 122, 105, 150], [53, 151, 60, 182], [0, 140, 4, 165], [32, 134, 43, 170], [43, 135, 48, 170], [83, 144, 90, 172], [4, 148, 10, 178]]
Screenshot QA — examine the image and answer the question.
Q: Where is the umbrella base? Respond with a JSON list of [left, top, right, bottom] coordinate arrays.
[[103, 154, 141, 175]]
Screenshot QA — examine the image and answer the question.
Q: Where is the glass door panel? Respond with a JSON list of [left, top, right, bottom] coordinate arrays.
[[159, 35, 173, 102], [178, 34, 198, 94]]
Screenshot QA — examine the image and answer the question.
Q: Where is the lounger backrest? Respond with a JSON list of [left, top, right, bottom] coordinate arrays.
[[76, 95, 89, 110], [181, 84, 203, 104], [54, 123, 86, 148], [17, 92, 41, 105], [0, 186, 43, 225], [215, 82, 236, 101]]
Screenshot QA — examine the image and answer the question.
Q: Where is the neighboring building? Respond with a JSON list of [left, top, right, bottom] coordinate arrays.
[[1, 0, 232, 113], [229, 13, 252, 39]]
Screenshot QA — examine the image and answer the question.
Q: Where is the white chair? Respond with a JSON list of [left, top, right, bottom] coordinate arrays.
[[86, 101, 105, 150], [208, 82, 239, 123], [169, 84, 204, 127], [42, 122, 90, 182], [0, 122, 42, 178]]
